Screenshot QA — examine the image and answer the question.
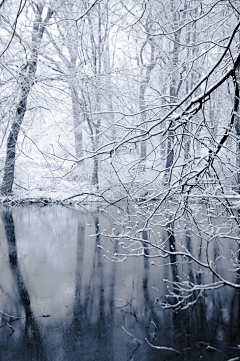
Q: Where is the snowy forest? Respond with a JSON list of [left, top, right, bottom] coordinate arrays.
[[1, 0, 240, 319], [1, 0, 240, 359]]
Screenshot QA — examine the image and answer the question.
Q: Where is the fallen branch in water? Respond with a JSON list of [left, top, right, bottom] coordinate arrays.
[[0, 309, 19, 319], [145, 337, 180, 354], [122, 326, 140, 344]]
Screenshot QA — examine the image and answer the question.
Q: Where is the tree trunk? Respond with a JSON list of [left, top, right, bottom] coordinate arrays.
[[139, 29, 156, 167], [235, 23, 240, 193], [235, 67, 240, 192], [139, 80, 147, 162], [92, 155, 99, 187], [163, 0, 181, 187], [70, 86, 83, 159], [1, 6, 52, 195], [91, 109, 100, 188], [1, 81, 29, 195], [104, 40, 116, 141]]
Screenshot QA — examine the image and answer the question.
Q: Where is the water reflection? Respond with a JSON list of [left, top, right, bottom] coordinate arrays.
[[0, 206, 239, 360], [2, 211, 46, 360]]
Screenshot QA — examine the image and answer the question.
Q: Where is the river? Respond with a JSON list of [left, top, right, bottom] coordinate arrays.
[[0, 205, 239, 360]]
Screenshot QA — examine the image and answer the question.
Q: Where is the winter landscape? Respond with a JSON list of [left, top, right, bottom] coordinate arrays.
[[0, 0, 240, 360]]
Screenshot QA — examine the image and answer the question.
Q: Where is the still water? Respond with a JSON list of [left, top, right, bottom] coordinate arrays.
[[0, 205, 239, 361]]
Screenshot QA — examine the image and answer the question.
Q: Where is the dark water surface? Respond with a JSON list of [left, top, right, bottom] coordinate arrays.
[[0, 206, 240, 361]]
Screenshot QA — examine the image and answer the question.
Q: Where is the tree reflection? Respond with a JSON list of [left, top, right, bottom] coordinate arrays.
[[228, 210, 240, 348], [71, 222, 85, 335], [2, 211, 46, 361], [141, 229, 159, 358], [142, 229, 149, 303], [64, 210, 116, 360], [167, 222, 178, 285], [185, 214, 194, 285]]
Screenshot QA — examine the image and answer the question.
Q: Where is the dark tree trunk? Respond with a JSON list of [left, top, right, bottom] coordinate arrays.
[[235, 65, 240, 192], [1, 88, 29, 195], [0, 6, 52, 195]]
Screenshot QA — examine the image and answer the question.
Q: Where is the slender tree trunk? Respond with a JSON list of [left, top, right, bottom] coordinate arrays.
[[163, 1, 181, 186], [91, 71, 101, 188], [139, 80, 147, 161], [183, 4, 191, 162], [235, 22, 240, 193], [92, 154, 99, 186], [163, 45, 179, 185], [68, 32, 84, 161], [90, 4, 102, 188], [104, 41, 116, 141], [235, 67, 240, 192], [91, 79, 101, 187], [70, 86, 83, 159], [139, 29, 156, 167], [1, 6, 52, 195]]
